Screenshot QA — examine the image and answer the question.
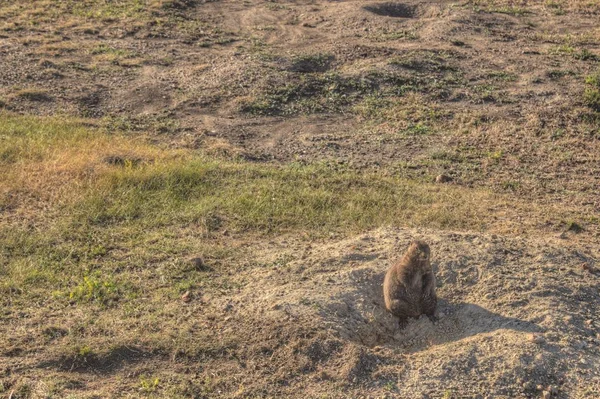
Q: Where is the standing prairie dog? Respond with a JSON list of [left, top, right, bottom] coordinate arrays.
[[383, 240, 437, 325]]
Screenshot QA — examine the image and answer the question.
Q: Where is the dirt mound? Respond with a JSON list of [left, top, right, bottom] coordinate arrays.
[[222, 228, 600, 397]]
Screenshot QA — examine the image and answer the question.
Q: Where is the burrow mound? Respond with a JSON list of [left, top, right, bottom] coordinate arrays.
[[230, 228, 599, 395], [363, 2, 418, 18], [320, 267, 541, 350]]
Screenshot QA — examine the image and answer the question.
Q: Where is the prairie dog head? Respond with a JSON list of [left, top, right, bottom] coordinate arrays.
[[407, 240, 431, 268]]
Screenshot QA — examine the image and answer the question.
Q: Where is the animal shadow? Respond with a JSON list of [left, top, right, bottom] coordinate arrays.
[[328, 269, 542, 350]]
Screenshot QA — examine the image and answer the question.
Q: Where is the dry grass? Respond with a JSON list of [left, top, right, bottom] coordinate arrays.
[[2, 0, 600, 396], [469, 0, 600, 13]]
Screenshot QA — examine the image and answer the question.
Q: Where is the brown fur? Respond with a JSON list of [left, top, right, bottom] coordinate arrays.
[[383, 240, 437, 325]]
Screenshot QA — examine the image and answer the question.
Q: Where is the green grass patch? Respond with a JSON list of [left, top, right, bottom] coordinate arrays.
[[79, 157, 486, 233], [488, 6, 528, 15], [584, 70, 600, 111], [0, 113, 497, 303], [242, 67, 461, 116], [586, 71, 600, 87], [584, 87, 600, 111], [0, 112, 96, 164], [65, 274, 122, 305]]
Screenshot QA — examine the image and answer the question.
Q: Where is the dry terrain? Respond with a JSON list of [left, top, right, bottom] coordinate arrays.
[[1, 0, 600, 398]]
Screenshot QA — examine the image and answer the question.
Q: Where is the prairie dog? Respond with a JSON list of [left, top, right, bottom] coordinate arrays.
[[383, 240, 437, 325]]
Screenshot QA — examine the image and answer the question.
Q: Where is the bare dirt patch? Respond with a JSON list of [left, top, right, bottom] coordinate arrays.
[[185, 228, 600, 397]]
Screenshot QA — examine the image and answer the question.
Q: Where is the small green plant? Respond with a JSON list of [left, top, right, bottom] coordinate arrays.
[[584, 71, 600, 111], [586, 72, 600, 87], [77, 345, 93, 358], [442, 390, 454, 399], [488, 150, 503, 160], [547, 70, 574, 79], [550, 44, 575, 56], [545, 1, 566, 15], [140, 376, 160, 393], [502, 181, 520, 191], [488, 71, 518, 81], [567, 221, 583, 233], [90, 44, 128, 56], [402, 123, 431, 135], [574, 49, 599, 61], [550, 46, 598, 61], [369, 29, 418, 42], [490, 6, 528, 15], [584, 88, 600, 111], [69, 274, 119, 305]]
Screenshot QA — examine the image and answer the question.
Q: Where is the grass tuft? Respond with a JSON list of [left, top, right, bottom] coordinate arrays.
[[584, 70, 600, 111]]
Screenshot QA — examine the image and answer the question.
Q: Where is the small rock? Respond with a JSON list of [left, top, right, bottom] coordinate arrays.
[[536, 385, 544, 391], [542, 390, 551, 399], [181, 291, 191, 303], [563, 315, 573, 323], [585, 319, 593, 326], [529, 334, 545, 344], [522, 381, 534, 390], [435, 174, 453, 183]]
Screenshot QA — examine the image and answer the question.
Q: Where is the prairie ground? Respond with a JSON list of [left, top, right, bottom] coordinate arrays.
[[0, 0, 599, 398]]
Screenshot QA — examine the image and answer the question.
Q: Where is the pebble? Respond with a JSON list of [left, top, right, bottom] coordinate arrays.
[[435, 174, 453, 183], [529, 333, 545, 344], [542, 391, 551, 399], [181, 291, 191, 303]]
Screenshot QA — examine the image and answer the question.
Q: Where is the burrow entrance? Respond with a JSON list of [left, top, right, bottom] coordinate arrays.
[[363, 2, 418, 18]]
